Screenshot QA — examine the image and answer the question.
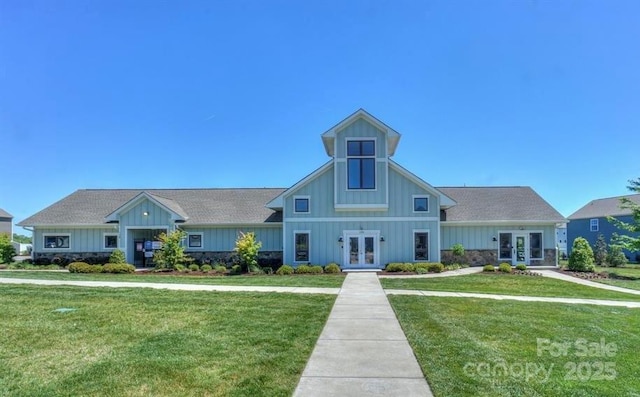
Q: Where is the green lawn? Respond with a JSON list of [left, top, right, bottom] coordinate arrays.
[[0, 285, 335, 396], [592, 266, 640, 291], [0, 270, 345, 288], [390, 296, 640, 396], [380, 273, 640, 301]]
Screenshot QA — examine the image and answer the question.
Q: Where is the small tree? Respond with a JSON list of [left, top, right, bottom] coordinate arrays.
[[109, 249, 126, 264], [568, 237, 595, 272], [234, 231, 262, 272], [593, 234, 608, 266], [608, 177, 640, 253], [451, 243, 466, 264], [606, 244, 627, 268], [153, 230, 192, 270], [0, 234, 16, 264]]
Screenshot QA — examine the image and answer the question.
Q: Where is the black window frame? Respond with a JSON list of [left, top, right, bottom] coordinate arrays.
[[294, 198, 309, 213], [188, 234, 202, 248], [44, 235, 70, 249], [104, 235, 118, 249], [294, 232, 309, 262], [413, 197, 429, 212], [414, 232, 429, 261], [347, 140, 376, 190]]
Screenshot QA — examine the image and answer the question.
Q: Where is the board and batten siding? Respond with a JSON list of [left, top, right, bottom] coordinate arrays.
[[567, 216, 639, 256], [182, 226, 282, 252], [284, 165, 439, 218], [118, 199, 173, 227], [283, 220, 440, 267], [441, 225, 556, 250], [35, 227, 119, 252]]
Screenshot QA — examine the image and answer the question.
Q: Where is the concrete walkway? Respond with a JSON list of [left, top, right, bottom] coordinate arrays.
[[378, 266, 482, 279], [538, 269, 640, 295], [294, 272, 433, 397]]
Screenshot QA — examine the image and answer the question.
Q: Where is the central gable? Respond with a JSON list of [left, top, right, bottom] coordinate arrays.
[[105, 192, 188, 226]]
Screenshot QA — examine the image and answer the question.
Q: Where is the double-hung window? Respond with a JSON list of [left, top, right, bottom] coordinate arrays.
[[347, 140, 375, 189], [590, 219, 599, 232]]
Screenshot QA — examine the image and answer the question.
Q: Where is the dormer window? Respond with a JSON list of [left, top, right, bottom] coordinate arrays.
[[347, 140, 375, 189]]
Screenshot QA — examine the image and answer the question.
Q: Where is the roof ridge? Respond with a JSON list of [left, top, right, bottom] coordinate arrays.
[[79, 187, 288, 191]]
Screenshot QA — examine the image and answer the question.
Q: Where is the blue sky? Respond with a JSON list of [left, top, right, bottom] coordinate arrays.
[[1, 0, 639, 234]]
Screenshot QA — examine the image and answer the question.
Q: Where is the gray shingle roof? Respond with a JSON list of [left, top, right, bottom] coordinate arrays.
[[0, 208, 12, 218], [437, 187, 565, 223], [567, 194, 640, 220], [18, 189, 285, 226]]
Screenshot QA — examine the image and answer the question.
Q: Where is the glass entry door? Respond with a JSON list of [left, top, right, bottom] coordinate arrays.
[[514, 234, 528, 265], [345, 232, 378, 267]]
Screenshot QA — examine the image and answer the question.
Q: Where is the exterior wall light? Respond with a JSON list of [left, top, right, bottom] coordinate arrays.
[[143, 211, 149, 216], [338, 237, 343, 243], [380, 236, 385, 242]]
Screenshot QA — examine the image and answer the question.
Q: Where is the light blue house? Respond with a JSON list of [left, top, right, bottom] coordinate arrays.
[[567, 194, 640, 261], [18, 109, 565, 268]]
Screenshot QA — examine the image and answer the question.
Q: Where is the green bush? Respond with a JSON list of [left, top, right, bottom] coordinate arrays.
[[427, 262, 445, 273], [68, 262, 104, 273], [103, 263, 135, 274], [309, 265, 324, 274], [568, 237, 595, 272], [0, 234, 16, 264], [483, 264, 495, 272], [276, 264, 294, 275], [108, 249, 126, 264], [386, 263, 408, 272], [498, 263, 512, 273], [607, 245, 627, 267], [296, 264, 312, 274], [230, 264, 242, 275], [515, 263, 527, 271], [175, 264, 185, 272], [189, 264, 200, 272], [324, 263, 341, 274], [444, 263, 461, 271], [262, 266, 273, 275], [201, 264, 212, 273], [416, 267, 428, 274], [214, 265, 227, 274]]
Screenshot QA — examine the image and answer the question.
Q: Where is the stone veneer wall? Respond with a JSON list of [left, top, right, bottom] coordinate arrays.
[[186, 250, 283, 267], [440, 248, 557, 267], [33, 252, 111, 265]]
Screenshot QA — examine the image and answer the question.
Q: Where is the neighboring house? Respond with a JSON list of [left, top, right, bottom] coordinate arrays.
[[556, 224, 568, 258], [0, 208, 12, 236], [567, 194, 640, 261], [18, 109, 565, 268]]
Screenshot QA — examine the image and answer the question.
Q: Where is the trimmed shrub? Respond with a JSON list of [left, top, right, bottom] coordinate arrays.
[[214, 265, 227, 274], [296, 265, 312, 274], [568, 237, 595, 272], [515, 263, 527, 271], [386, 263, 409, 272], [499, 263, 512, 273], [230, 264, 242, 275], [427, 262, 445, 273], [483, 264, 495, 272], [175, 264, 185, 272], [189, 264, 200, 272], [607, 245, 627, 267], [262, 266, 273, 275], [309, 265, 324, 274], [109, 249, 126, 264], [103, 263, 135, 274], [201, 264, 212, 273], [276, 264, 294, 275], [248, 264, 264, 274], [68, 262, 103, 273], [416, 267, 428, 274], [324, 263, 341, 274], [444, 263, 461, 271]]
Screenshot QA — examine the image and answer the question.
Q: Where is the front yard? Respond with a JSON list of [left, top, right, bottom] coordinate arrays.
[[390, 296, 640, 396], [380, 273, 640, 301], [0, 285, 335, 396]]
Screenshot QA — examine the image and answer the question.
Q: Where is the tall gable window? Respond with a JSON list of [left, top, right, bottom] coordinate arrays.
[[347, 140, 375, 189]]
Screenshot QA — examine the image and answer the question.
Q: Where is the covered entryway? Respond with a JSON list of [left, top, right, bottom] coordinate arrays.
[[127, 228, 167, 267], [499, 232, 530, 265], [343, 231, 380, 268]]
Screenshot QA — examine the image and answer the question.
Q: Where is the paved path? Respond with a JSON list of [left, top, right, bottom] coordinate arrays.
[[378, 266, 482, 279], [538, 270, 640, 295], [294, 272, 433, 397], [0, 277, 340, 295]]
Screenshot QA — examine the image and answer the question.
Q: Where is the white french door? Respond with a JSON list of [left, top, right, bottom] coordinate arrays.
[[343, 231, 379, 267]]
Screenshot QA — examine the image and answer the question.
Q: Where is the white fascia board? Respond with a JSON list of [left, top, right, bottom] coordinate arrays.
[[284, 216, 439, 222], [265, 161, 333, 209], [441, 220, 561, 226], [179, 223, 282, 228], [388, 160, 457, 208], [31, 224, 119, 229]]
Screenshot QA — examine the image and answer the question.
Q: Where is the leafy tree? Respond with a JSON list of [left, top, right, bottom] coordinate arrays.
[[593, 233, 608, 266], [13, 234, 32, 244], [568, 237, 595, 272], [608, 177, 640, 252], [153, 229, 192, 270], [109, 249, 126, 264], [606, 244, 627, 268], [0, 234, 16, 264], [234, 231, 262, 272]]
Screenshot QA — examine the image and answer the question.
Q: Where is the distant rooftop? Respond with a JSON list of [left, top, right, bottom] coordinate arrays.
[[568, 194, 640, 220]]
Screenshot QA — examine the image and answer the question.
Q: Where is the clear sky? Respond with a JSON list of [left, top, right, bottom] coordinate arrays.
[[1, 0, 639, 235]]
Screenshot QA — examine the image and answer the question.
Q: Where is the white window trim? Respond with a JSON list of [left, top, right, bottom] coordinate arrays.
[[103, 233, 119, 250], [187, 232, 204, 250], [413, 229, 430, 262], [293, 230, 311, 263], [293, 195, 311, 214], [412, 195, 430, 213], [346, 138, 377, 191], [42, 233, 71, 250], [590, 219, 599, 232]]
